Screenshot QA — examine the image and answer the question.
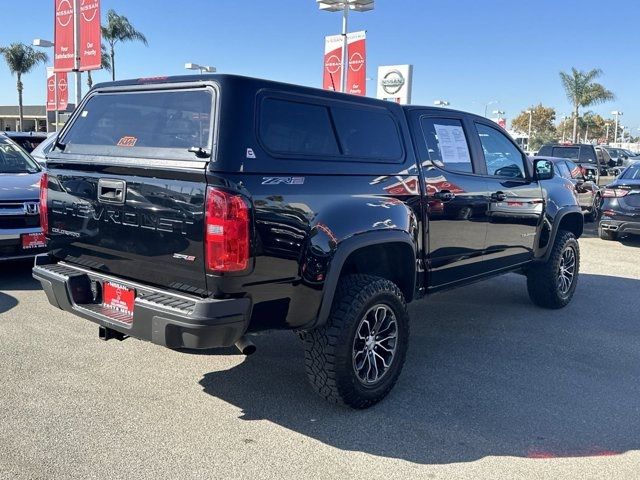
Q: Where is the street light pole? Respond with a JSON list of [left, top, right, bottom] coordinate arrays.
[[605, 123, 610, 144], [73, 0, 82, 108], [34, 39, 59, 132], [340, 2, 349, 94], [611, 111, 623, 144], [185, 63, 217, 74], [525, 109, 533, 150], [484, 100, 498, 118], [317, 0, 374, 94]]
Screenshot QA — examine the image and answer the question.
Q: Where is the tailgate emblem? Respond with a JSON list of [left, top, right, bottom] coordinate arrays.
[[262, 177, 305, 185], [173, 253, 196, 262]]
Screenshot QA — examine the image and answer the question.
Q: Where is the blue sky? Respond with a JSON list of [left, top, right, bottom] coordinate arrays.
[[1, 0, 638, 130]]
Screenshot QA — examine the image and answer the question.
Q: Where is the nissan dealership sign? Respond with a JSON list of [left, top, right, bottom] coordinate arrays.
[[376, 64, 413, 105]]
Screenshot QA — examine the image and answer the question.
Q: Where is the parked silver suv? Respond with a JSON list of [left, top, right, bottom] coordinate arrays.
[[0, 136, 46, 261]]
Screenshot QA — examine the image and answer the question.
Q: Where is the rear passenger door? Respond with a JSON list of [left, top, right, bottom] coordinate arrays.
[[472, 122, 543, 271], [409, 111, 489, 289]]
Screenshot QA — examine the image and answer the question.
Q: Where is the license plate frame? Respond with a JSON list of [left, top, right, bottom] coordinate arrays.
[[102, 281, 135, 318], [21, 232, 46, 250]]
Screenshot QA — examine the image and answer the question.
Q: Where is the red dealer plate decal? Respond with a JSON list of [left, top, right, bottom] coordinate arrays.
[[21, 232, 46, 249], [102, 282, 135, 317]]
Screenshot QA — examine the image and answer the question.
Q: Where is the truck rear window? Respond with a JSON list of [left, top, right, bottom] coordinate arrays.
[[60, 88, 213, 159], [549, 147, 579, 160]]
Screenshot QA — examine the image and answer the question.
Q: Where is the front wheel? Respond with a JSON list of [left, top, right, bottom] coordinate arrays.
[[526, 230, 580, 309], [301, 274, 409, 409]]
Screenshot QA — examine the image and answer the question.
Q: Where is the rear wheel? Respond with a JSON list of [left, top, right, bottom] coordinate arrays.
[[526, 230, 579, 309], [301, 274, 409, 409]]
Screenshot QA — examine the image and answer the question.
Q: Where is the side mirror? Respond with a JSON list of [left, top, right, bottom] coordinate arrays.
[[533, 159, 554, 181]]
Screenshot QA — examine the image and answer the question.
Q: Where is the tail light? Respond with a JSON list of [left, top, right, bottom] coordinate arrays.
[[602, 188, 629, 198], [204, 187, 249, 272], [39, 173, 48, 234]]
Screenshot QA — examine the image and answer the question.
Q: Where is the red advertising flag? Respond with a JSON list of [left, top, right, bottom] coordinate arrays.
[[46, 68, 56, 111], [54, 0, 75, 72], [323, 34, 342, 92], [346, 31, 366, 96], [79, 0, 101, 71], [57, 72, 69, 111], [46, 68, 68, 111], [323, 32, 366, 96]]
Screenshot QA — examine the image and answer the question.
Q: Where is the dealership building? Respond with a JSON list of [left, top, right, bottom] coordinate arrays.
[[0, 105, 73, 132]]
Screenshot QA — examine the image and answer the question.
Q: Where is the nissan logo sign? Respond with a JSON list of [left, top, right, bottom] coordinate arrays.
[[381, 70, 405, 95]]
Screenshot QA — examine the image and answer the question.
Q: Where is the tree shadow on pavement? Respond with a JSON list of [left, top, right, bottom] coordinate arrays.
[[199, 273, 640, 465], [0, 260, 41, 292]]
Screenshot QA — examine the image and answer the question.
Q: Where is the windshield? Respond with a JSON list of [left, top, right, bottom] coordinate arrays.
[[621, 165, 640, 180], [0, 138, 41, 174]]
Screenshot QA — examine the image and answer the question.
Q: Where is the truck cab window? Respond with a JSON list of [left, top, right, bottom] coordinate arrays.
[[475, 123, 526, 178], [419, 117, 473, 173]]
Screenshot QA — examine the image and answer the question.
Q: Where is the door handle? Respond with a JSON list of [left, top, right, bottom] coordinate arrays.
[[433, 190, 455, 202], [98, 179, 126, 204], [490, 191, 507, 202]]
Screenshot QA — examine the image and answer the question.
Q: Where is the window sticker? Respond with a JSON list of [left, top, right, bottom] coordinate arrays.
[[117, 136, 138, 147], [433, 124, 471, 166], [81, 111, 88, 117]]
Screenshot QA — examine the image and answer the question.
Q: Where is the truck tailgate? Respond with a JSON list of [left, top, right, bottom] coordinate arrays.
[[47, 166, 208, 294]]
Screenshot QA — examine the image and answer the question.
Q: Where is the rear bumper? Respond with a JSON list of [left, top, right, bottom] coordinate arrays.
[[599, 217, 640, 236], [32, 256, 251, 349]]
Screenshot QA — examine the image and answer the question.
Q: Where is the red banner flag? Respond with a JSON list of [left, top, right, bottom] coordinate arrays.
[[57, 73, 69, 110], [54, 0, 75, 72], [47, 67, 69, 111], [346, 31, 366, 96], [79, 0, 101, 71], [46, 68, 56, 111], [323, 34, 342, 92], [323, 31, 366, 96]]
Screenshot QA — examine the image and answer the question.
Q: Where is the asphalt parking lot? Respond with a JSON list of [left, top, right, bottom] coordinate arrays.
[[1, 226, 639, 480]]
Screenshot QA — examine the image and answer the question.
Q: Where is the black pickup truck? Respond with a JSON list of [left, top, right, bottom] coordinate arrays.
[[33, 75, 583, 408]]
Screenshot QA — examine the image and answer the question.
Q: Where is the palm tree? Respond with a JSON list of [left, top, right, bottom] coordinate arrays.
[[0, 43, 48, 131], [559, 68, 614, 143], [101, 9, 148, 81], [87, 44, 112, 89]]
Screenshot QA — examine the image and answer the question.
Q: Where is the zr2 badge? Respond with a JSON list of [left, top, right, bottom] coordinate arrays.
[[261, 177, 305, 185]]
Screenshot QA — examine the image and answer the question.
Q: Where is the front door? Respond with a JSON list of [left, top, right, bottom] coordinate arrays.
[[410, 112, 489, 289], [472, 122, 543, 272]]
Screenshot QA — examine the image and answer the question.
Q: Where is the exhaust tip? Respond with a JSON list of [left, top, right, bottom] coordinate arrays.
[[234, 336, 256, 356]]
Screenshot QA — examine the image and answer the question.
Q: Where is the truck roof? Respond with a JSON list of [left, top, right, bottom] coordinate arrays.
[[90, 73, 481, 120]]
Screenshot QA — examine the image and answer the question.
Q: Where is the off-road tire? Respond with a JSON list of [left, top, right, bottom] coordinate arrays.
[[598, 226, 618, 241], [301, 274, 409, 409], [526, 230, 580, 309]]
